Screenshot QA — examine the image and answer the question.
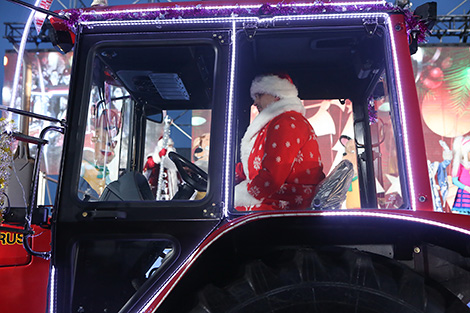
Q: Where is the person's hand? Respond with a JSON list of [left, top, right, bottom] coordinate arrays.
[[464, 186, 470, 193]]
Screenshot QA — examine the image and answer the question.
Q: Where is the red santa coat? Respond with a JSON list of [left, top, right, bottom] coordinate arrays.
[[235, 97, 325, 211]]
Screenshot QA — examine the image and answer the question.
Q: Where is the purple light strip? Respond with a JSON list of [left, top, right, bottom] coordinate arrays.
[[386, 15, 417, 210], [72, 0, 388, 17], [62, 1, 397, 30], [82, 12, 387, 29], [223, 20, 238, 217], [61, 1, 429, 47], [48, 266, 56, 313]]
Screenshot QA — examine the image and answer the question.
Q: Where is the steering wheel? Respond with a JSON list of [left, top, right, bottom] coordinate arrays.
[[168, 152, 208, 192]]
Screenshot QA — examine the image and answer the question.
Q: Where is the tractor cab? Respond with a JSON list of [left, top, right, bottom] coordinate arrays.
[[4, 1, 470, 313]]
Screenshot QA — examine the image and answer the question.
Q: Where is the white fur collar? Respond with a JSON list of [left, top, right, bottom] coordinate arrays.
[[240, 97, 305, 176]]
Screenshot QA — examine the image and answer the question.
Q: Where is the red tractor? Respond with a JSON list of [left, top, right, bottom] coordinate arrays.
[[2, 1, 470, 312]]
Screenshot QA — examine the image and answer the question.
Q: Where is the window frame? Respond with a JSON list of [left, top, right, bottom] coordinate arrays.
[[62, 32, 230, 221], [229, 23, 410, 212]]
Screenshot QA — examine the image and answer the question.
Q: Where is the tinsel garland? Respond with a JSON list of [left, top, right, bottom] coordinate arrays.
[[59, 1, 431, 44], [0, 118, 15, 214], [368, 96, 378, 124]]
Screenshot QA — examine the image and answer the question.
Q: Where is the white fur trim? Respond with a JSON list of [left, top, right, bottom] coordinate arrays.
[[161, 155, 177, 171], [234, 180, 262, 207], [240, 98, 305, 174], [250, 75, 298, 100], [153, 140, 175, 163], [452, 136, 470, 177]]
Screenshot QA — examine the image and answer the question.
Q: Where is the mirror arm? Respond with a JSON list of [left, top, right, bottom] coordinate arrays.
[[23, 125, 65, 260]]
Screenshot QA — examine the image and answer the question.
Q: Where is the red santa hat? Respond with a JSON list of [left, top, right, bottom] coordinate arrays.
[[250, 73, 298, 100]]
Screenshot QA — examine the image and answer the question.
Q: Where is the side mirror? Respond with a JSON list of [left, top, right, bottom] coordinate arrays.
[[409, 2, 437, 55]]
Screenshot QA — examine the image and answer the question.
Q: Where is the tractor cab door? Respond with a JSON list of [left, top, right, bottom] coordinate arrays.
[[52, 26, 230, 313]]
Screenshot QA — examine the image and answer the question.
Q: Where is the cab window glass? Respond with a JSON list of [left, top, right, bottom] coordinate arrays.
[[77, 44, 215, 202], [370, 76, 404, 209], [232, 27, 404, 211], [234, 92, 404, 211], [78, 82, 129, 200]]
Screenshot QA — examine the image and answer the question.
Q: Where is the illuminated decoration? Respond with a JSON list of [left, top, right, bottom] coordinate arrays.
[[48, 266, 56, 313], [0, 118, 15, 213], [223, 21, 238, 218], [58, 1, 430, 44]]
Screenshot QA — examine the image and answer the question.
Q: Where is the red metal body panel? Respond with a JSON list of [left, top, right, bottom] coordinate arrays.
[[142, 209, 470, 312], [0, 225, 50, 313], [388, 14, 434, 211], [0, 229, 30, 266]]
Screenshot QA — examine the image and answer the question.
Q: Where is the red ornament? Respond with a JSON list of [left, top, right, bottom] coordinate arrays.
[[420, 66, 443, 89]]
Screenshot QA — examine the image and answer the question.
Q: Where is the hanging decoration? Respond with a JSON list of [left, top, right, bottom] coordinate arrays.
[[59, 1, 431, 44], [368, 96, 378, 124], [0, 118, 16, 214]]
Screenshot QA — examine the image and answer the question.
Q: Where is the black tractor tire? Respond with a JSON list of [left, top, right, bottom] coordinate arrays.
[[190, 248, 469, 313]]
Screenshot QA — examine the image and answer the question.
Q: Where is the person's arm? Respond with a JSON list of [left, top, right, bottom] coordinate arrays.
[[235, 162, 246, 184], [247, 114, 310, 199], [452, 177, 470, 192]]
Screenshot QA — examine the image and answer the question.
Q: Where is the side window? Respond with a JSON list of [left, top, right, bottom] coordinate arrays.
[[78, 81, 130, 200], [77, 43, 216, 202], [234, 89, 404, 211], [370, 76, 404, 209], [232, 27, 403, 212]]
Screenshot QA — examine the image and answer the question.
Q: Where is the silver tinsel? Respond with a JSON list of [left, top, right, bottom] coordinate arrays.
[[0, 118, 15, 213]]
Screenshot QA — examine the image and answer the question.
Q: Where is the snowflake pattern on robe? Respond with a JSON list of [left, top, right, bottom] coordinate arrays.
[[249, 185, 261, 197], [303, 185, 314, 194], [278, 184, 287, 194], [235, 101, 325, 211], [253, 156, 262, 170], [278, 200, 289, 209]]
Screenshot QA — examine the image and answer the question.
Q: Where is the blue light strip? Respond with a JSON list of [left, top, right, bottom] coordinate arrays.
[[222, 20, 238, 217]]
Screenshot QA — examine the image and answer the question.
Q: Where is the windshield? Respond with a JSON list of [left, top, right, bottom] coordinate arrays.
[[77, 43, 216, 203]]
